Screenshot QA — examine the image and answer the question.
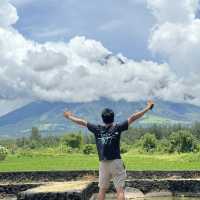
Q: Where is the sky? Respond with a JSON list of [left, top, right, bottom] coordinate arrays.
[[0, 0, 200, 116]]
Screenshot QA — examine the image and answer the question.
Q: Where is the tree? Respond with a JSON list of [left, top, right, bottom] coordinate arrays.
[[42, 135, 60, 147], [157, 138, 170, 153], [121, 127, 146, 145], [62, 133, 83, 149], [169, 130, 199, 153], [147, 124, 163, 139], [83, 144, 96, 154], [120, 143, 129, 154], [16, 137, 27, 148], [83, 133, 95, 144], [30, 127, 41, 141], [141, 133, 157, 152], [0, 145, 8, 161], [191, 122, 200, 139]]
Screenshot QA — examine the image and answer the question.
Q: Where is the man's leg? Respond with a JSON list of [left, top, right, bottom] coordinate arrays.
[[98, 188, 107, 200], [116, 187, 125, 200], [111, 159, 127, 200], [98, 161, 111, 200]]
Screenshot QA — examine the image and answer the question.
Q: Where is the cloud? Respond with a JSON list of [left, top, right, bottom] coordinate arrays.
[[24, 48, 68, 72], [147, 0, 199, 24], [0, 0, 18, 27], [146, 0, 200, 104], [149, 20, 200, 75], [22, 37, 175, 103], [0, 0, 200, 110], [147, 0, 200, 75]]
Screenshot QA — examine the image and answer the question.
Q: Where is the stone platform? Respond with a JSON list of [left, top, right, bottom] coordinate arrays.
[[0, 171, 200, 199], [17, 181, 94, 200], [2, 179, 200, 200]]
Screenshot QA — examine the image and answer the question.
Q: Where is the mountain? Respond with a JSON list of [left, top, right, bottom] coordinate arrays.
[[0, 98, 200, 138]]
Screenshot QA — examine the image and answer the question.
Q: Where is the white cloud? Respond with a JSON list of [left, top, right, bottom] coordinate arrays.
[[147, 0, 200, 75], [0, 0, 18, 27], [146, 0, 200, 105], [24, 47, 68, 71], [149, 20, 200, 75], [147, 0, 199, 24], [0, 0, 200, 115]]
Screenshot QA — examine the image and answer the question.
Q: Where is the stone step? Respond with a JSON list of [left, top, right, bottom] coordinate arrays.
[[4, 179, 200, 200], [89, 193, 116, 200], [90, 188, 173, 200], [17, 181, 93, 200], [0, 194, 17, 200], [90, 194, 200, 200]]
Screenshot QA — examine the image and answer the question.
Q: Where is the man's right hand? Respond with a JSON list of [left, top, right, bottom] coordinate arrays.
[[147, 100, 154, 110], [64, 111, 73, 119], [63, 111, 87, 127]]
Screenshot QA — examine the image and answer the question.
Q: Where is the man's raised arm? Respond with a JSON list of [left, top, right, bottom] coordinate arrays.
[[128, 100, 154, 126], [64, 111, 87, 127]]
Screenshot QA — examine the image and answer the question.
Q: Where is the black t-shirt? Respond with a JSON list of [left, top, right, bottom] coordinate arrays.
[[87, 120, 129, 161]]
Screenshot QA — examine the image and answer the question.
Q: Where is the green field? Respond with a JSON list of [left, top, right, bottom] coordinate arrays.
[[0, 152, 200, 172]]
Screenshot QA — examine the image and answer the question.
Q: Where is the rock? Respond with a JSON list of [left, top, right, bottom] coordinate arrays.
[[125, 187, 144, 199], [17, 181, 91, 200], [89, 193, 116, 200], [0, 194, 17, 200], [90, 189, 144, 200], [145, 190, 173, 198]]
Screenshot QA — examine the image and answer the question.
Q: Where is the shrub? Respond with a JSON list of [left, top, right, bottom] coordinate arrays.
[[17, 148, 33, 157], [157, 138, 171, 153], [120, 143, 129, 154], [141, 133, 157, 153], [28, 139, 42, 149], [0, 145, 8, 161], [169, 130, 199, 153], [67, 146, 73, 153], [30, 127, 41, 141], [83, 144, 96, 154], [62, 133, 83, 149]]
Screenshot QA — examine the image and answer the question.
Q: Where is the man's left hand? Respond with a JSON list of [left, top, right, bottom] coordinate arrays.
[[64, 111, 73, 118]]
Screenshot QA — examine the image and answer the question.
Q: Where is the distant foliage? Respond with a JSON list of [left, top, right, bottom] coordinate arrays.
[[41, 135, 60, 148], [29, 140, 40, 149], [157, 138, 171, 153], [0, 145, 8, 161], [120, 143, 129, 154], [191, 122, 200, 139], [141, 133, 157, 153], [83, 144, 96, 154], [17, 148, 33, 157], [62, 133, 83, 149], [122, 123, 186, 144], [1, 122, 200, 156], [31, 127, 42, 141], [168, 130, 199, 153], [84, 133, 95, 144]]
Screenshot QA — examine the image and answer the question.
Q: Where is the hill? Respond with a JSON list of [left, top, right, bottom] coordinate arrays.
[[0, 98, 200, 138]]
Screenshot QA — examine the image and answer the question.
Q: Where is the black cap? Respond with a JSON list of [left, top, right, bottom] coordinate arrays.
[[101, 108, 114, 124]]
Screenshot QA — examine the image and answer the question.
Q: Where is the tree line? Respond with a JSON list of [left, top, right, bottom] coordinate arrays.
[[0, 122, 200, 160]]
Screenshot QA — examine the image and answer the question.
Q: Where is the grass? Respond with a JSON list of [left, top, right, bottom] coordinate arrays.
[[0, 152, 200, 172], [140, 114, 184, 125]]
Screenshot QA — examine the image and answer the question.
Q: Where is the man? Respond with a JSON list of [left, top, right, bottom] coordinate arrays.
[[64, 100, 154, 200]]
